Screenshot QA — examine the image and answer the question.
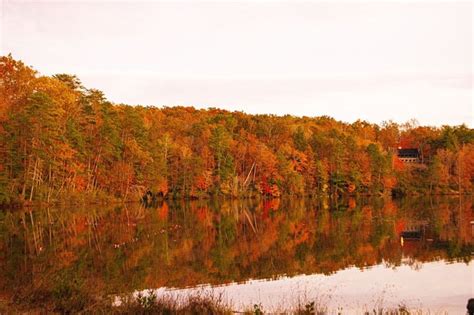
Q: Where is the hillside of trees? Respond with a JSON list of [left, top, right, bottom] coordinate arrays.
[[0, 55, 473, 204]]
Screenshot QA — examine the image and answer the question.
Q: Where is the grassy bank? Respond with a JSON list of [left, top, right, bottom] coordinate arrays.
[[104, 291, 424, 315], [0, 289, 432, 315]]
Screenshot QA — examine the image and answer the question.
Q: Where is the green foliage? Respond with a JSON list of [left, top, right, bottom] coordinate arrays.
[[433, 125, 474, 151], [210, 125, 234, 184], [293, 126, 308, 151]]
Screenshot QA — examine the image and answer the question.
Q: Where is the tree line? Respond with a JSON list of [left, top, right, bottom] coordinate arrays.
[[0, 55, 473, 204]]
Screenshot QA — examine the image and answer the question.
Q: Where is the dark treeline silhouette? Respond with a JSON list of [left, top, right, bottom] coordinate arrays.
[[1, 55, 473, 204]]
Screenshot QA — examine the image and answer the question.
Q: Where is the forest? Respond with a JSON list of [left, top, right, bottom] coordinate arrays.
[[1, 55, 473, 204]]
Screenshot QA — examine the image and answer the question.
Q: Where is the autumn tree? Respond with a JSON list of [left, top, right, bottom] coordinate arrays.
[[1, 55, 472, 203]]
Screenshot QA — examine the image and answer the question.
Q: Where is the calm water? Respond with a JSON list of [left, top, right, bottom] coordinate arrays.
[[1, 197, 473, 312]]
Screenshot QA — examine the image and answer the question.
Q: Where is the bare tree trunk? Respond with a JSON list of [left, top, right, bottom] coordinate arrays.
[[123, 170, 131, 202], [21, 154, 31, 199], [29, 158, 39, 202], [29, 210, 39, 254], [243, 162, 255, 188], [87, 149, 102, 192], [47, 207, 53, 246]]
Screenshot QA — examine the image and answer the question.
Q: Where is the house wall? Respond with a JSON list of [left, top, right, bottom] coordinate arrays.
[[399, 157, 419, 163]]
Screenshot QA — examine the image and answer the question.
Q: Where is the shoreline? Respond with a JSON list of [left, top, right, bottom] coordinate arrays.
[[1, 191, 471, 210]]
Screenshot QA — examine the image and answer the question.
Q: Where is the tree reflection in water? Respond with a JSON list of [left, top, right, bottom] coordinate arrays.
[[0, 196, 472, 311]]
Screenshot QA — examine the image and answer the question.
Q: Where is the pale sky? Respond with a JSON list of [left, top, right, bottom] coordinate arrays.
[[1, 0, 473, 126]]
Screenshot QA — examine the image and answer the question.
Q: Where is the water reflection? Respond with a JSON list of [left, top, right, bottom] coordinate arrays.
[[0, 197, 472, 310]]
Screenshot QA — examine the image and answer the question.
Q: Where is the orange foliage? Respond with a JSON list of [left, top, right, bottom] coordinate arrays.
[[1, 54, 473, 204], [158, 203, 169, 220], [393, 156, 405, 171]]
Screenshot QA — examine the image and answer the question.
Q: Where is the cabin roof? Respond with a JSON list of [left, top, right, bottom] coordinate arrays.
[[397, 148, 419, 157]]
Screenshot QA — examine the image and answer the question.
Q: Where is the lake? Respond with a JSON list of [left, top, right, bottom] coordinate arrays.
[[1, 196, 473, 313]]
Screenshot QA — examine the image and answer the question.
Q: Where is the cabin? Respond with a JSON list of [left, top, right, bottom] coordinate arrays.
[[397, 148, 420, 163]]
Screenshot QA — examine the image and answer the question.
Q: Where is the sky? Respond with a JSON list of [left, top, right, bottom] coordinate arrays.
[[1, 0, 472, 127]]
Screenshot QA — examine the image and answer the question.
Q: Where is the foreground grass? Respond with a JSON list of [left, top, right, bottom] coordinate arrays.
[[105, 291, 428, 315], [111, 291, 233, 314], [1, 289, 440, 314]]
